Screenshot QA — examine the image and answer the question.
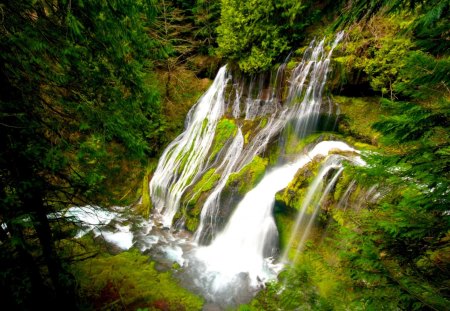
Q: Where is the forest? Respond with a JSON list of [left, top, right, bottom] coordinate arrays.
[[0, 0, 448, 310]]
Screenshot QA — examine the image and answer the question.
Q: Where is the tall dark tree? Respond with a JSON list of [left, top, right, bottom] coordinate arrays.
[[0, 0, 163, 309]]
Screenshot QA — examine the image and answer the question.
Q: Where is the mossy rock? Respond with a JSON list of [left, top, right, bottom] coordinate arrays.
[[209, 118, 238, 161], [73, 249, 204, 310], [135, 162, 158, 218], [275, 158, 323, 211], [226, 156, 268, 196], [334, 96, 385, 145], [204, 156, 269, 235], [273, 204, 297, 251], [175, 168, 221, 232]]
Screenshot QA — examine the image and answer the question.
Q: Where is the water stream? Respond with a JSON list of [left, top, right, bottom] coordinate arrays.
[[93, 32, 357, 307]]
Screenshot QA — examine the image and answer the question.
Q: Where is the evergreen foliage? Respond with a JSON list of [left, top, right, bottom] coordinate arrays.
[[328, 2, 450, 308], [0, 0, 163, 308], [217, 0, 317, 72]]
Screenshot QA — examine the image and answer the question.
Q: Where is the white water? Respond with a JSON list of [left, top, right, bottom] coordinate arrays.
[[193, 129, 244, 243], [150, 66, 230, 227], [145, 33, 350, 305], [66, 206, 135, 250], [149, 33, 345, 237], [192, 141, 357, 299], [288, 31, 344, 137]]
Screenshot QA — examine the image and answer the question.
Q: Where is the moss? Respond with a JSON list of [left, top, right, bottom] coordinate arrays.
[[244, 131, 251, 144], [241, 117, 271, 145], [274, 208, 297, 252], [135, 161, 158, 218], [209, 118, 237, 161], [73, 249, 203, 310], [284, 127, 325, 156], [226, 156, 268, 195], [135, 172, 152, 218], [334, 96, 385, 145], [201, 118, 209, 134], [267, 137, 282, 166], [177, 141, 196, 174], [188, 169, 221, 205], [275, 158, 323, 210], [185, 216, 200, 232], [177, 168, 221, 232], [332, 170, 354, 203], [259, 117, 268, 128], [286, 60, 298, 70]]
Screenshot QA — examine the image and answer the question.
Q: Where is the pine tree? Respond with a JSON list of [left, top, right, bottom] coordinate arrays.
[[0, 0, 163, 308]]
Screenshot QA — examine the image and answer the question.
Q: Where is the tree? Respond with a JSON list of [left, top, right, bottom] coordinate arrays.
[[0, 0, 163, 309], [217, 0, 316, 73], [337, 6, 450, 307]]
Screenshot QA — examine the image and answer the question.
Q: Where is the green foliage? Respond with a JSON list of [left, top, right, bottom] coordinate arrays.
[[226, 156, 268, 195], [217, 0, 317, 72], [74, 249, 203, 310], [394, 52, 450, 100], [338, 58, 450, 309], [364, 37, 413, 96], [0, 0, 164, 308], [192, 0, 221, 55], [334, 96, 384, 145], [249, 234, 356, 310]]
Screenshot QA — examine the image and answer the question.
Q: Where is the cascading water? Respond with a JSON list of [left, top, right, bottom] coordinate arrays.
[[280, 155, 355, 264], [148, 32, 348, 306], [193, 129, 244, 243], [287, 32, 344, 137], [189, 141, 357, 304], [149, 66, 230, 227]]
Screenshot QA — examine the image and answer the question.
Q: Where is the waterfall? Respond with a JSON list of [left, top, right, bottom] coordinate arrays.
[[149, 32, 347, 304], [149, 66, 230, 227], [191, 141, 357, 302], [193, 129, 244, 243], [281, 155, 347, 264], [150, 32, 344, 234], [194, 32, 344, 241], [287, 31, 344, 138]]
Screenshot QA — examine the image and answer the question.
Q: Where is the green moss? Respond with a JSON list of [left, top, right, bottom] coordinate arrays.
[[136, 172, 152, 218], [201, 118, 209, 134], [177, 142, 196, 173], [267, 138, 282, 166], [275, 158, 322, 210], [226, 156, 268, 195], [284, 128, 325, 155], [209, 118, 237, 161], [73, 249, 203, 310], [177, 168, 221, 232], [185, 216, 200, 232], [334, 96, 385, 145], [274, 209, 296, 252], [259, 117, 268, 129], [189, 168, 221, 204], [286, 60, 298, 70], [244, 131, 250, 144], [135, 161, 158, 218], [333, 170, 354, 203]]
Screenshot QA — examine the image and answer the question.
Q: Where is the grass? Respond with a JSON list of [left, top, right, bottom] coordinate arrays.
[[73, 248, 204, 310]]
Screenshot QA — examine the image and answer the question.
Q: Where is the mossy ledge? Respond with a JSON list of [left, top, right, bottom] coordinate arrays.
[[174, 168, 221, 232], [73, 248, 204, 310]]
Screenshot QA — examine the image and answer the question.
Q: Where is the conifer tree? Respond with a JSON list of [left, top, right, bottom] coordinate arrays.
[[0, 0, 163, 308]]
